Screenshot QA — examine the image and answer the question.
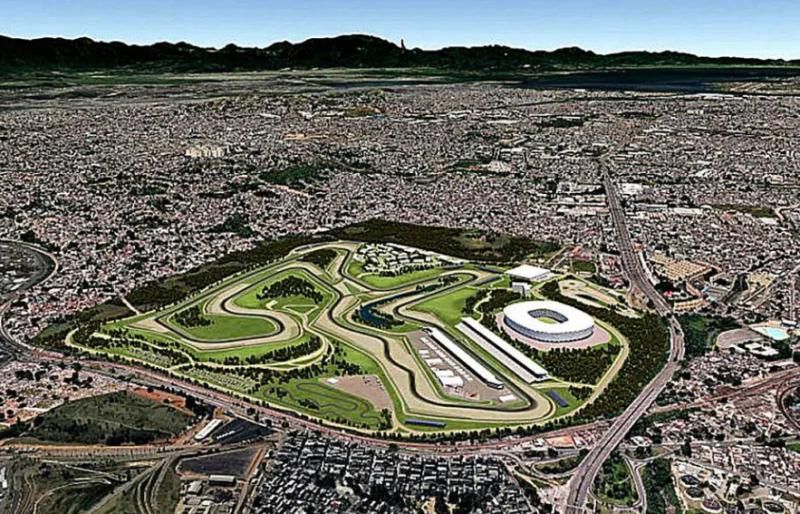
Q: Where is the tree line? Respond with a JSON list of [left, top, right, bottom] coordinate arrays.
[[175, 305, 212, 328], [539, 281, 669, 422], [299, 248, 337, 269], [257, 276, 323, 303]]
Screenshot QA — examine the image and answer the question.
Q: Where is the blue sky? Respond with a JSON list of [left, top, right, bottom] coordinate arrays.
[[3, 0, 799, 59]]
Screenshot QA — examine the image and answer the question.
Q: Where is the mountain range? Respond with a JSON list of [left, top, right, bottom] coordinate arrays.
[[1, 34, 797, 73]]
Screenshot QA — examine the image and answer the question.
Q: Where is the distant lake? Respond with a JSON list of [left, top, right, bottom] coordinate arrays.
[[517, 67, 800, 93]]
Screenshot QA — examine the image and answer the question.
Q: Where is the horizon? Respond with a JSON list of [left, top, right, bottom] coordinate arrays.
[[4, 31, 798, 62], [3, 0, 800, 60]]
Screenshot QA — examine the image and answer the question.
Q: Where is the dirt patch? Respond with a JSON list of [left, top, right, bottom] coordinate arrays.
[[544, 434, 575, 448], [131, 386, 191, 414], [327, 374, 392, 411], [130, 316, 171, 333]]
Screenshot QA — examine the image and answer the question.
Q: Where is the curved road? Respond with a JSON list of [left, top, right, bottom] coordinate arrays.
[[0, 240, 59, 360], [564, 169, 685, 513]]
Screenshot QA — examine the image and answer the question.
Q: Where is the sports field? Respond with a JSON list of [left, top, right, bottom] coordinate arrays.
[[68, 239, 631, 436]]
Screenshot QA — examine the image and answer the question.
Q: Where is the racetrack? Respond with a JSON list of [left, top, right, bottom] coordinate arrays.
[[71, 240, 630, 434]]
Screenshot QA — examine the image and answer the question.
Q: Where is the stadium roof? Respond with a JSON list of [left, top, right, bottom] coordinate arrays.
[[503, 300, 594, 337]]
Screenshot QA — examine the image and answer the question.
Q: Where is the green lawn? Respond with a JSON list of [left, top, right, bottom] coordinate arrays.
[[346, 258, 366, 278], [353, 266, 445, 289], [571, 260, 597, 273], [548, 387, 585, 417], [169, 313, 277, 341], [233, 287, 266, 309], [288, 304, 318, 315], [187, 336, 313, 363], [412, 286, 477, 326], [489, 275, 511, 289], [264, 379, 386, 429], [233, 269, 329, 313], [594, 453, 637, 506], [396, 413, 512, 432]]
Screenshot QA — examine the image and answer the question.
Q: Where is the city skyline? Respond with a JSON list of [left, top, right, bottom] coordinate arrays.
[[3, 0, 800, 59]]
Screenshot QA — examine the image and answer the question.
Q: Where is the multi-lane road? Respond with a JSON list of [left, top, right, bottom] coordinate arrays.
[[0, 240, 59, 360], [0, 213, 686, 514], [564, 170, 685, 513]]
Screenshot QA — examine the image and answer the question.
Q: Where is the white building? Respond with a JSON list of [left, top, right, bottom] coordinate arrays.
[[423, 327, 504, 389], [503, 300, 595, 343], [505, 265, 552, 283]]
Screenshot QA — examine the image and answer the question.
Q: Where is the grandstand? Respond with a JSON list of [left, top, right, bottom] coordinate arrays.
[[457, 317, 549, 384], [423, 327, 504, 389]]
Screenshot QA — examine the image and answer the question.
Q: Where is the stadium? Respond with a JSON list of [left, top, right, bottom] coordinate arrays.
[[502, 300, 595, 342]]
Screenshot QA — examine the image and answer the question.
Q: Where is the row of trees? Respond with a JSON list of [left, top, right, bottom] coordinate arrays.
[[125, 233, 325, 311], [299, 248, 337, 269], [174, 305, 212, 328], [330, 219, 559, 263], [189, 343, 366, 395], [84, 330, 190, 367], [211, 336, 322, 366]]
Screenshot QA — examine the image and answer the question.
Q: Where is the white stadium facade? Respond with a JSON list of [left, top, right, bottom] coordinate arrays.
[[502, 300, 595, 343]]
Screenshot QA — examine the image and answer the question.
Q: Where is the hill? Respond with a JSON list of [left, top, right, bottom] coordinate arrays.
[[1, 33, 796, 74], [24, 391, 193, 445]]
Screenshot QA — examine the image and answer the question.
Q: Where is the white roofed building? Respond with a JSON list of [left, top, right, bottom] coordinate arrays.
[[502, 300, 595, 343], [505, 265, 552, 283]]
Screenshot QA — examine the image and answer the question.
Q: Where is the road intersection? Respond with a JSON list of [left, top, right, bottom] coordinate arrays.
[[564, 169, 685, 513]]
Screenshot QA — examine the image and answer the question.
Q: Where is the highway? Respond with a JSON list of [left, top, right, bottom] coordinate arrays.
[[83, 356, 612, 456], [623, 454, 647, 513], [564, 169, 685, 513], [0, 229, 685, 512], [0, 240, 60, 361]]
